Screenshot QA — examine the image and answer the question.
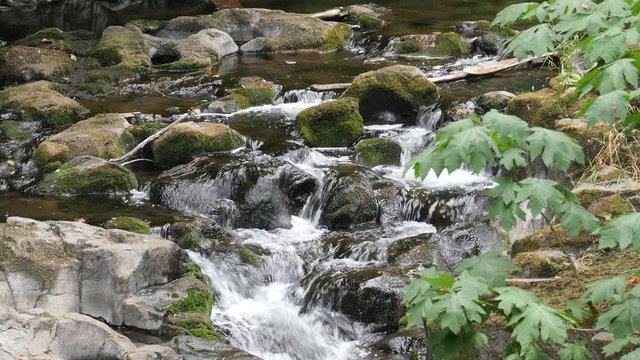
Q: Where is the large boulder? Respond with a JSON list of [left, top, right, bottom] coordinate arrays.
[[506, 87, 581, 128], [166, 9, 351, 53], [92, 25, 151, 71], [476, 90, 515, 112], [296, 97, 364, 147], [0, 81, 89, 129], [341, 65, 439, 124], [0, 217, 182, 325], [152, 122, 245, 169], [354, 137, 402, 167], [345, 4, 388, 31], [391, 33, 470, 58], [0, 45, 76, 83], [31, 155, 138, 196], [34, 113, 134, 169]]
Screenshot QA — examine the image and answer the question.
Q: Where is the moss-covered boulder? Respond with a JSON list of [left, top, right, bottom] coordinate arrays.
[[345, 4, 387, 31], [476, 91, 515, 112], [91, 25, 151, 72], [34, 113, 134, 169], [126, 19, 168, 33], [295, 97, 364, 147], [506, 88, 581, 128], [392, 33, 470, 58], [555, 118, 611, 161], [0, 45, 76, 83], [588, 194, 635, 222], [207, 77, 279, 113], [155, 28, 239, 71], [512, 250, 572, 278], [573, 179, 640, 209], [31, 155, 138, 196], [341, 65, 439, 124], [168, 218, 235, 251], [354, 138, 402, 167], [166, 9, 351, 53], [104, 216, 151, 234], [511, 226, 597, 256], [11, 28, 99, 57], [0, 81, 89, 129], [152, 122, 244, 169]]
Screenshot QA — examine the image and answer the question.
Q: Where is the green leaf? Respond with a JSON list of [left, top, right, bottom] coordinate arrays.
[[620, 348, 640, 360], [507, 24, 558, 59], [488, 175, 521, 205], [558, 201, 600, 236], [495, 286, 542, 316], [508, 302, 569, 348], [483, 110, 530, 147], [554, 12, 606, 37], [580, 27, 638, 65], [559, 342, 592, 360], [580, 90, 630, 125], [514, 178, 565, 217], [500, 148, 529, 170], [581, 276, 627, 304], [602, 336, 640, 357], [428, 328, 488, 360], [578, 58, 640, 95], [566, 300, 591, 322], [489, 200, 527, 231], [493, 2, 540, 26], [594, 0, 631, 17], [596, 297, 640, 338], [430, 273, 490, 334], [528, 127, 585, 171], [595, 212, 640, 250], [547, 0, 596, 16], [435, 118, 475, 142], [455, 252, 519, 287]]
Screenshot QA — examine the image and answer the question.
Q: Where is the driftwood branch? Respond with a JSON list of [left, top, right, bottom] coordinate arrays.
[[311, 8, 347, 20], [210, 0, 242, 10], [111, 114, 189, 164], [310, 54, 550, 92]]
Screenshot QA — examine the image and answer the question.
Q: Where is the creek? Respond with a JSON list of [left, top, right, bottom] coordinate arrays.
[[0, 0, 554, 358]]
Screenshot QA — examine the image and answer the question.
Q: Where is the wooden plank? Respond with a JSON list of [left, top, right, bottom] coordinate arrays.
[[429, 70, 469, 84], [463, 54, 551, 75], [310, 83, 351, 92], [311, 8, 347, 20], [210, 0, 242, 10]]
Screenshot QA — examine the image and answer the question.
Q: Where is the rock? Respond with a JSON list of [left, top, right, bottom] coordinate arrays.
[[506, 87, 581, 127], [0, 81, 89, 129], [104, 216, 151, 234], [152, 122, 244, 169], [166, 9, 351, 53], [392, 33, 470, 57], [345, 4, 388, 31], [574, 179, 640, 209], [127, 19, 168, 33], [354, 137, 402, 167], [512, 250, 572, 278], [0, 45, 76, 83], [152, 29, 239, 71], [341, 65, 439, 124], [445, 100, 480, 121], [34, 113, 134, 169], [511, 226, 597, 256], [588, 193, 635, 221], [0, 216, 182, 324], [296, 97, 364, 147], [319, 164, 380, 230], [92, 25, 151, 71], [476, 90, 515, 112], [555, 118, 612, 161], [169, 335, 262, 360], [125, 345, 180, 360], [207, 76, 279, 113], [169, 218, 235, 251], [31, 155, 138, 196], [454, 20, 516, 55]]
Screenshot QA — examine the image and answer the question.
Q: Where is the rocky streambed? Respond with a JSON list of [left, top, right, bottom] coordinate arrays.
[[1, 0, 632, 359]]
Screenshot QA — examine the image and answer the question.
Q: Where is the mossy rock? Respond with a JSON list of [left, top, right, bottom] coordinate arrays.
[[34, 113, 134, 168], [126, 19, 168, 33], [183, 261, 207, 283], [155, 57, 212, 72], [129, 122, 167, 143], [393, 33, 470, 57], [341, 65, 439, 123], [11, 28, 98, 56], [166, 286, 213, 315], [588, 193, 635, 222], [12, 28, 65, 47], [238, 247, 261, 267], [91, 25, 151, 72], [476, 91, 515, 112], [216, 77, 279, 110], [166, 312, 223, 342], [320, 24, 352, 51], [354, 137, 402, 167], [573, 180, 640, 209], [295, 97, 364, 147], [0, 45, 76, 83], [555, 118, 612, 162], [511, 226, 597, 256], [506, 88, 582, 128], [0, 120, 29, 140], [0, 81, 88, 129], [152, 122, 244, 169], [103, 216, 151, 234], [32, 155, 138, 196], [345, 5, 386, 31], [512, 250, 572, 278]]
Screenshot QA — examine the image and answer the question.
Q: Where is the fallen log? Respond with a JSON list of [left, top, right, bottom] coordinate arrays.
[[311, 8, 347, 20], [210, 0, 242, 10], [110, 113, 189, 164], [310, 54, 551, 92], [506, 277, 561, 286]]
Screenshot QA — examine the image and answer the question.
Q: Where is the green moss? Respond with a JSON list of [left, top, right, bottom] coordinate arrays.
[[166, 286, 213, 315], [184, 262, 207, 283], [506, 88, 581, 128], [172, 315, 222, 341], [395, 39, 428, 54], [40, 158, 137, 195], [348, 11, 384, 31], [510, 226, 598, 256], [129, 123, 167, 143], [321, 24, 352, 51], [171, 292, 179, 298], [155, 57, 212, 72], [91, 26, 150, 71], [39, 311, 55, 318], [13, 28, 64, 47], [126, 19, 167, 33], [354, 138, 402, 167], [238, 247, 260, 267], [433, 32, 469, 57], [226, 87, 276, 109], [103, 216, 151, 234], [296, 97, 364, 147], [0, 120, 27, 140], [588, 194, 634, 221], [512, 250, 571, 277]]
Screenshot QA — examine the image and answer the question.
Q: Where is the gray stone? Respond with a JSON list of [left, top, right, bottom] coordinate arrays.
[[176, 28, 238, 61], [169, 335, 262, 360]]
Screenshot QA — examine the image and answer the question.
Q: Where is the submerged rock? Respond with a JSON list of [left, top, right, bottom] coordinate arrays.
[[31, 155, 138, 196], [34, 113, 134, 169], [104, 216, 151, 234], [354, 137, 402, 167], [296, 97, 364, 147], [341, 65, 439, 124], [207, 76, 279, 113], [0, 81, 89, 129], [152, 122, 244, 169], [392, 33, 470, 58], [0, 45, 76, 83]]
